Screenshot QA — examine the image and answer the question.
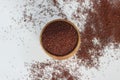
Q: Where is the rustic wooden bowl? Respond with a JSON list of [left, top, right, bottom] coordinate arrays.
[[40, 19, 81, 60]]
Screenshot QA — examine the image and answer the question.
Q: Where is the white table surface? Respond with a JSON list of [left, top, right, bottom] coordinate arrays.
[[0, 0, 49, 79], [0, 0, 120, 80]]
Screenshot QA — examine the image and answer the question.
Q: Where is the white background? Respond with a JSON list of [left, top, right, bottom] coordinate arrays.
[[0, 0, 49, 80], [0, 0, 120, 80]]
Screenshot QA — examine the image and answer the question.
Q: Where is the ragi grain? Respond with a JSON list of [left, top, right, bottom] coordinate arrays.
[[25, 0, 120, 80], [41, 20, 78, 56]]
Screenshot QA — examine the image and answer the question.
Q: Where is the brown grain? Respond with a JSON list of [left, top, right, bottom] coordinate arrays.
[[41, 20, 78, 56], [27, 0, 120, 80]]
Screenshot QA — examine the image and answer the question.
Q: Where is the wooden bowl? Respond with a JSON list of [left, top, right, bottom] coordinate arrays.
[[40, 19, 81, 60]]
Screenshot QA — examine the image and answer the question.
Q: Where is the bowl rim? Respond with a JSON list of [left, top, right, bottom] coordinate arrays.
[[40, 19, 81, 60]]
